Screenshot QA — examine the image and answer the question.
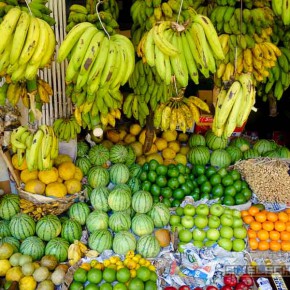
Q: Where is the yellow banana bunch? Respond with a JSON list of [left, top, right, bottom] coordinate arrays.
[[68, 242, 82, 266], [53, 115, 81, 142]]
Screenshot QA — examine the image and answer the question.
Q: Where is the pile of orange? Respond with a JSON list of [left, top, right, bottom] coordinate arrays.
[[242, 206, 290, 252]]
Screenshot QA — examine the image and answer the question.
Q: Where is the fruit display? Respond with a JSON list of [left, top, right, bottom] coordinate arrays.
[[53, 115, 81, 142], [272, 0, 290, 25]]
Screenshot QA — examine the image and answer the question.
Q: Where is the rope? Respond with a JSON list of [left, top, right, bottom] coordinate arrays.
[[96, 0, 110, 39]]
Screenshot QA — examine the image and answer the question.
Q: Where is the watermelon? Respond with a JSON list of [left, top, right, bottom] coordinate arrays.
[[36, 215, 62, 241], [59, 216, 69, 224], [9, 213, 36, 240], [45, 237, 70, 262], [131, 190, 153, 213], [108, 211, 131, 232], [88, 144, 110, 166], [125, 145, 136, 166], [210, 149, 232, 168], [114, 184, 132, 194], [75, 156, 91, 176], [0, 220, 11, 238], [0, 194, 20, 220], [88, 229, 113, 253], [229, 137, 250, 152], [187, 145, 210, 165], [90, 186, 110, 212], [226, 145, 243, 164], [109, 163, 130, 184], [253, 139, 273, 155], [0, 236, 20, 253], [61, 219, 82, 243], [20, 236, 45, 261], [137, 234, 160, 258], [205, 130, 228, 150], [148, 203, 170, 228], [86, 210, 109, 233], [110, 144, 128, 163], [108, 187, 131, 211], [189, 134, 206, 148], [87, 166, 110, 188], [129, 164, 142, 178], [68, 202, 90, 225], [113, 231, 136, 255], [263, 150, 280, 158], [77, 141, 90, 157], [131, 214, 154, 236], [278, 146, 290, 158], [127, 177, 141, 194], [243, 148, 260, 160], [82, 184, 93, 198]]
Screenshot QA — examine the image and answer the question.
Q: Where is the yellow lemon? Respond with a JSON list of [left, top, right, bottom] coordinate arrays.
[[130, 141, 143, 157], [161, 130, 178, 142], [24, 179, 46, 195], [53, 154, 72, 167], [148, 265, 156, 271], [74, 167, 83, 181], [154, 138, 168, 151], [124, 134, 136, 144], [19, 275, 37, 290], [146, 153, 163, 165], [139, 258, 146, 266], [162, 148, 176, 159], [79, 263, 91, 271], [38, 167, 59, 184], [12, 154, 27, 171], [168, 140, 181, 153], [20, 169, 38, 184], [129, 124, 142, 136], [180, 145, 190, 155], [144, 144, 158, 155], [45, 182, 67, 198], [130, 269, 136, 278], [174, 153, 187, 166], [58, 161, 76, 181], [6, 266, 23, 282], [0, 260, 11, 276], [178, 132, 189, 142], [163, 159, 177, 166], [103, 260, 111, 267], [64, 178, 82, 194], [136, 155, 147, 166]]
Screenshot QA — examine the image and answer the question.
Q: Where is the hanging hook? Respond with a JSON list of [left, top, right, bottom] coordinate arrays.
[[24, 0, 33, 16], [176, 0, 184, 24], [96, 0, 110, 39]]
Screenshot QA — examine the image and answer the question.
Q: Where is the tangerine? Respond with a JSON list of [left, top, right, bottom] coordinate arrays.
[[255, 212, 267, 223], [280, 231, 290, 241], [250, 221, 262, 231], [249, 238, 259, 250], [269, 241, 281, 252], [262, 221, 274, 232], [285, 208, 290, 214], [243, 215, 255, 225], [248, 229, 257, 239], [266, 212, 278, 222], [274, 221, 286, 232], [258, 240, 270, 251], [241, 210, 249, 217], [278, 212, 289, 223], [269, 231, 280, 241], [281, 241, 290, 251], [285, 222, 290, 232], [257, 229, 269, 241], [248, 206, 260, 216]]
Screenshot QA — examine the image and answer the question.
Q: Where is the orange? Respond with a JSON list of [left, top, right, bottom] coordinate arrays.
[[255, 212, 267, 223], [285, 222, 290, 232], [258, 240, 270, 251], [280, 231, 290, 241], [243, 215, 255, 225], [257, 229, 269, 241], [248, 229, 257, 239], [269, 230, 280, 241], [278, 212, 289, 223], [269, 241, 281, 252], [274, 221, 286, 232], [248, 206, 260, 216], [266, 212, 278, 222], [262, 221, 274, 232], [250, 221, 262, 231], [281, 241, 290, 251], [249, 238, 259, 250], [241, 210, 249, 218], [285, 208, 290, 214]]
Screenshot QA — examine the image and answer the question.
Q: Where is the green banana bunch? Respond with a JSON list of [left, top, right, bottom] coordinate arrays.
[[272, 0, 290, 26], [0, 81, 8, 105], [53, 116, 81, 142]]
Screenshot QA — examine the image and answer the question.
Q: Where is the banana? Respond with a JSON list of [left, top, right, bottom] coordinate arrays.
[[272, 0, 282, 16], [153, 103, 167, 128], [188, 96, 210, 113], [161, 105, 171, 131], [143, 29, 155, 67], [10, 125, 28, 151], [154, 44, 167, 83], [282, 0, 290, 25], [68, 243, 82, 266]]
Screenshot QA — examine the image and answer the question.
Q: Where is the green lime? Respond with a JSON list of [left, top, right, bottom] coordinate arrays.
[[102, 268, 116, 283], [87, 268, 103, 284], [128, 277, 145, 290], [100, 283, 113, 290], [176, 163, 186, 173], [196, 174, 207, 185], [162, 187, 172, 198], [155, 175, 167, 187], [233, 180, 242, 192], [217, 167, 228, 177], [150, 184, 161, 196], [4, 282, 12, 290], [187, 180, 195, 190], [168, 164, 176, 170], [145, 280, 157, 290], [221, 174, 234, 186], [180, 183, 191, 195], [222, 195, 235, 206], [167, 168, 179, 178], [141, 180, 151, 191], [167, 177, 179, 189], [192, 164, 206, 176], [161, 197, 172, 207], [241, 180, 249, 189], [153, 196, 160, 203], [113, 282, 127, 290], [136, 266, 151, 282], [209, 173, 222, 186], [235, 193, 247, 205], [191, 192, 200, 201], [241, 188, 252, 201], [85, 283, 99, 290], [200, 192, 210, 200], [69, 281, 84, 290], [200, 181, 212, 194], [252, 203, 265, 210], [142, 163, 149, 171], [171, 199, 181, 207], [147, 170, 157, 182], [224, 185, 236, 197], [175, 206, 184, 216], [212, 184, 224, 198], [173, 188, 185, 200], [73, 268, 87, 283], [116, 267, 130, 283], [149, 271, 158, 282], [139, 171, 148, 181], [205, 166, 217, 177], [149, 159, 159, 171], [229, 169, 241, 180], [156, 164, 168, 176], [177, 174, 186, 184]]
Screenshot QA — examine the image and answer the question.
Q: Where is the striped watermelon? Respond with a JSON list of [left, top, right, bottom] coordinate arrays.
[[45, 237, 70, 262], [108, 187, 131, 211], [189, 134, 206, 148], [20, 236, 45, 261], [149, 203, 170, 228], [0, 194, 20, 220], [108, 211, 131, 232], [125, 145, 136, 166], [77, 141, 90, 157], [109, 163, 130, 184], [88, 144, 110, 166], [278, 146, 290, 158], [129, 164, 142, 178], [243, 148, 260, 160], [75, 156, 92, 176], [9, 213, 36, 240], [205, 130, 228, 150], [210, 149, 232, 168], [36, 215, 62, 241], [127, 177, 141, 194], [187, 146, 210, 165], [137, 234, 160, 258], [113, 231, 136, 255], [68, 202, 90, 225], [0, 220, 11, 238], [114, 183, 132, 192], [226, 146, 243, 164], [87, 166, 110, 188], [61, 219, 82, 243], [229, 137, 250, 152], [90, 187, 110, 212], [263, 150, 280, 158], [88, 229, 113, 253], [131, 214, 154, 236], [86, 210, 109, 233], [110, 144, 128, 163], [59, 216, 69, 224], [131, 190, 153, 213], [253, 139, 273, 155], [82, 184, 93, 198], [0, 236, 20, 253]]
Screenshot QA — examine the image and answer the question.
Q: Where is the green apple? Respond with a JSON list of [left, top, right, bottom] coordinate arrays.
[[194, 215, 208, 229], [206, 228, 220, 241], [175, 207, 184, 216], [178, 242, 186, 253], [181, 215, 195, 229], [193, 240, 203, 248], [183, 204, 196, 216], [218, 238, 233, 251], [178, 228, 193, 243], [196, 204, 209, 216], [233, 226, 247, 239], [208, 215, 221, 229], [232, 209, 242, 218], [204, 240, 216, 247], [209, 204, 225, 217], [232, 238, 246, 252], [192, 228, 206, 241], [171, 224, 183, 233], [223, 208, 233, 215], [220, 226, 234, 239], [220, 214, 234, 227], [170, 215, 181, 226], [232, 217, 244, 228]]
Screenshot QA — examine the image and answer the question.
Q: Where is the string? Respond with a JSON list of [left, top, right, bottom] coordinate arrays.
[[173, 76, 179, 97], [96, 0, 110, 39], [24, 0, 33, 16], [176, 0, 184, 24]]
